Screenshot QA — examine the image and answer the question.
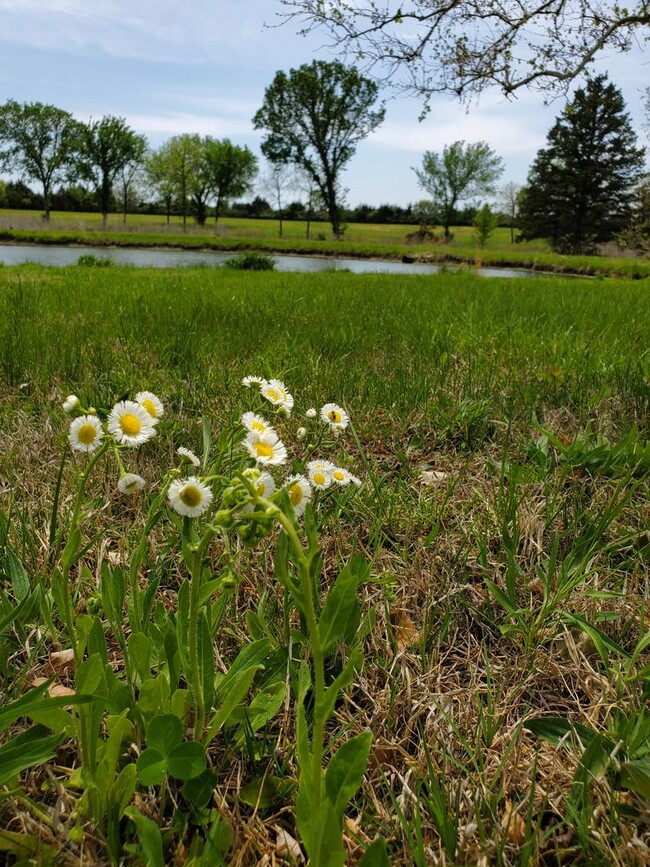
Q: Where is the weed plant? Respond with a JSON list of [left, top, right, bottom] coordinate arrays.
[[0, 265, 649, 864]]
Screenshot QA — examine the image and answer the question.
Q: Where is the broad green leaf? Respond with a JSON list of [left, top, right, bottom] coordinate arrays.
[[215, 639, 271, 696], [239, 774, 296, 810], [619, 759, 650, 800], [0, 685, 95, 732], [325, 731, 372, 817], [319, 565, 360, 655], [138, 676, 167, 719], [568, 733, 612, 815], [561, 612, 629, 663], [0, 590, 35, 635], [167, 741, 206, 781], [297, 796, 345, 867], [358, 837, 391, 867], [125, 807, 165, 867], [60, 526, 81, 570], [316, 649, 362, 724], [204, 665, 261, 744], [0, 726, 63, 786], [524, 716, 610, 750], [6, 548, 29, 601], [75, 653, 105, 696], [146, 713, 183, 757], [110, 763, 137, 817], [128, 631, 152, 682], [136, 748, 167, 786], [182, 768, 216, 810], [234, 681, 286, 743]]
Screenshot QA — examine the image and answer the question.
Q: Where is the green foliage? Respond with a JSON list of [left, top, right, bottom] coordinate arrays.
[[473, 203, 498, 247], [0, 99, 78, 218], [76, 253, 112, 267], [519, 75, 645, 253], [413, 141, 504, 237], [254, 59, 385, 239], [222, 252, 276, 270]]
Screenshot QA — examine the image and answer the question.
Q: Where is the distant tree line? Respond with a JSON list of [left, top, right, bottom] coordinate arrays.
[[1, 69, 648, 253]]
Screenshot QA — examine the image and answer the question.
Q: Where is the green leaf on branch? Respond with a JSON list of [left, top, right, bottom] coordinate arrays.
[[325, 731, 372, 817], [136, 748, 167, 786], [317, 649, 362, 723]]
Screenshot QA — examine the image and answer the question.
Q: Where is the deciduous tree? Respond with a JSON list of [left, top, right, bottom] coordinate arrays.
[[0, 100, 77, 220], [413, 141, 503, 238], [73, 116, 147, 228], [281, 1, 650, 107], [519, 75, 645, 253], [203, 139, 257, 230], [253, 60, 385, 239]]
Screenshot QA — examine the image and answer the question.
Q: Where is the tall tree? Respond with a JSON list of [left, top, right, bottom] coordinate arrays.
[[146, 146, 177, 224], [73, 116, 147, 228], [253, 59, 385, 239], [281, 1, 650, 106], [0, 100, 77, 220], [519, 75, 645, 253], [413, 141, 504, 238], [203, 138, 257, 230], [259, 162, 296, 238], [148, 135, 203, 231]]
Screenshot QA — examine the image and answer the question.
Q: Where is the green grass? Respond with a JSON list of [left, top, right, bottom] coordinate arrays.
[[0, 264, 649, 865]]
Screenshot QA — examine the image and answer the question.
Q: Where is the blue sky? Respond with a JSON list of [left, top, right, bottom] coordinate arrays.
[[1, 0, 648, 207]]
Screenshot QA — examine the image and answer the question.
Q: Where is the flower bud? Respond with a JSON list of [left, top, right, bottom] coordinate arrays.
[[62, 394, 80, 413], [296, 426, 307, 440], [305, 408, 317, 418]]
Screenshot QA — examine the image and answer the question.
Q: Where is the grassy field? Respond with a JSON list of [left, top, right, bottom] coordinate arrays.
[[0, 264, 649, 865], [2, 207, 650, 278]]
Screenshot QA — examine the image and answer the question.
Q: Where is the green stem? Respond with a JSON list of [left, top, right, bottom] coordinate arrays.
[[188, 524, 217, 737]]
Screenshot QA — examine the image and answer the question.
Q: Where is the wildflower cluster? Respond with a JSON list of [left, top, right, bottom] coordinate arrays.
[[62, 377, 361, 532], [237, 376, 360, 523]]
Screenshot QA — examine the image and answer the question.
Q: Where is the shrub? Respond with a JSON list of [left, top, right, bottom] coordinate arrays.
[[222, 252, 276, 271], [76, 254, 112, 267]]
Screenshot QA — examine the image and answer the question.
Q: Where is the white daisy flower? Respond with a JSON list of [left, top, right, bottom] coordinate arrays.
[[320, 403, 349, 432], [261, 379, 294, 416], [107, 400, 157, 448], [62, 394, 80, 413], [305, 408, 317, 419], [117, 473, 146, 494], [168, 477, 213, 518], [69, 414, 103, 453], [243, 430, 288, 466], [331, 467, 361, 486], [241, 471, 276, 513], [286, 475, 312, 518], [135, 391, 164, 423], [177, 446, 201, 468], [306, 459, 335, 490], [242, 375, 267, 388], [241, 412, 275, 435]]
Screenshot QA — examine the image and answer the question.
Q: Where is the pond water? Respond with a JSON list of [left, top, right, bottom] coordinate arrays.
[[0, 242, 541, 278]]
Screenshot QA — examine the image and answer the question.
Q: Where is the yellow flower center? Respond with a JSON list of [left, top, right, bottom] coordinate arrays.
[[289, 484, 303, 506], [252, 420, 266, 431], [266, 389, 279, 402], [180, 485, 202, 508], [254, 441, 274, 459], [328, 409, 341, 423], [77, 423, 97, 445], [120, 413, 142, 436], [141, 398, 157, 418], [333, 470, 345, 481], [313, 472, 326, 486], [256, 483, 265, 495]]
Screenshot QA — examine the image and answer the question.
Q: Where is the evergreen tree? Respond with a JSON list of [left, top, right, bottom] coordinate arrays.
[[519, 75, 645, 253]]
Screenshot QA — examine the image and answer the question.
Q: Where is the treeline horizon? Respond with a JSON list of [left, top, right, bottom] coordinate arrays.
[[0, 177, 510, 229]]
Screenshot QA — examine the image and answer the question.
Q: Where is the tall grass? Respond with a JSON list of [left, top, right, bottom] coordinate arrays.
[[0, 265, 648, 865]]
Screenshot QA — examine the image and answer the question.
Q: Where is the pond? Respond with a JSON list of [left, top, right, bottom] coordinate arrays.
[[0, 242, 542, 278]]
